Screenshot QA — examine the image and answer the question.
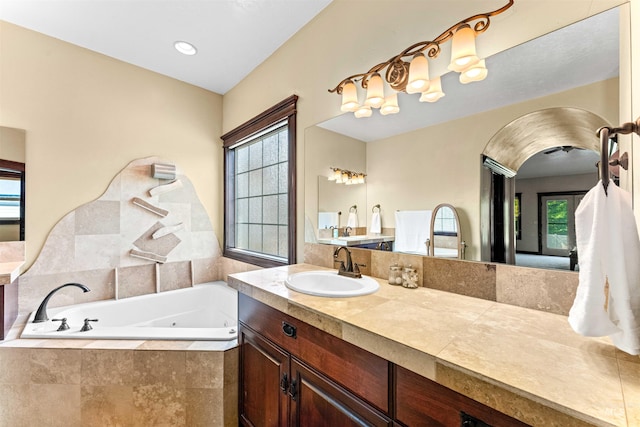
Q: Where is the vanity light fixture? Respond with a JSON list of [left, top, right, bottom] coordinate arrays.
[[329, 0, 513, 118], [328, 167, 366, 185], [174, 40, 197, 56]]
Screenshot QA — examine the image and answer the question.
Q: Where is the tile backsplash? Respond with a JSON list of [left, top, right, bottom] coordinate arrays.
[[304, 243, 578, 316]]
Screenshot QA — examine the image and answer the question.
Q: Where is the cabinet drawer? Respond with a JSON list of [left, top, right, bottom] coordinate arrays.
[[395, 365, 529, 427], [239, 293, 390, 414]]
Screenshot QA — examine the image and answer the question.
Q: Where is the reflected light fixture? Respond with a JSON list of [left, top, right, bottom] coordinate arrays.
[[328, 168, 366, 185], [174, 40, 197, 56], [329, 0, 513, 118]]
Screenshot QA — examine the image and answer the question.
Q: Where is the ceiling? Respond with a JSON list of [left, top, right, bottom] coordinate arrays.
[[0, 0, 332, 94]]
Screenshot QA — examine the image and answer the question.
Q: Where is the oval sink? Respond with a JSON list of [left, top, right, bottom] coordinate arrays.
[[285, 271, 379, 297]]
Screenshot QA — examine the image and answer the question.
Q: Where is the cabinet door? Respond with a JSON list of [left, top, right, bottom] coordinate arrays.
[[240, 325, 290, 427], [290, 358, 392, 427], [395, 366, 529, 427]]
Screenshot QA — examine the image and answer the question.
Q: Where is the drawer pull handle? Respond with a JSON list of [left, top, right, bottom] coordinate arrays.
[[280, 373, 288, 394], [289, 379, 298, 401], [282, 321, 297, 338]]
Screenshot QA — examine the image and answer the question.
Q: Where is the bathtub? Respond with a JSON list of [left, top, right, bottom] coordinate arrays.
[[20, 281, 238, 341]]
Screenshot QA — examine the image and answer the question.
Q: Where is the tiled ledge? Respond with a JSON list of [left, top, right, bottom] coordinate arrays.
[[0, 241, 25, 285], [228, 264, 640, 427]]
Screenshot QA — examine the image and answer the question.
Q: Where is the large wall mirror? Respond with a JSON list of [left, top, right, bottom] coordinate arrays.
[[0, 127, 26, 241], [305, 5, 627, 272]]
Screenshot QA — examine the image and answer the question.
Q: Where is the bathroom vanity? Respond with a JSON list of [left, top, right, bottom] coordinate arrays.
[[229, 264, 639, 427], [238, 292, 526, 426], [317, 234, 395, 249]]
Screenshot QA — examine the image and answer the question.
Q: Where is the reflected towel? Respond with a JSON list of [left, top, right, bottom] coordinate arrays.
[[318, 212, 340, 229], [394, 210, 431, 254], [568, 181, 640, 355], [347, 212, 358, 228], [370, 212, 382, 234]]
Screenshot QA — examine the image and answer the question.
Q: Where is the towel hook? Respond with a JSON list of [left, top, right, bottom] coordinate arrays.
[[596, 117, 640, 196], [349, 205, 357, 212], [597, 126, 611, 195], [372, 204, 380, 213]]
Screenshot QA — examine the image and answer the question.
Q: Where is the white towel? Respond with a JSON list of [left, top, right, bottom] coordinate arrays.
[[568, 181, 640, 355], [370, 212, 382, 234], [394, 210, 431, 254], [318, 212, 339, 229], [347, 212, 358, 228]]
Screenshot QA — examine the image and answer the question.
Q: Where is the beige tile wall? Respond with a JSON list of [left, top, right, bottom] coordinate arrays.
[[305, 243, 578, 315], [17, 157, 224, 315], [0, 345, 238, 426]]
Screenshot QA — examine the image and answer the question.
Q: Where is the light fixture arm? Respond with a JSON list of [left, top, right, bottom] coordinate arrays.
[[329, 0, 514, 95]]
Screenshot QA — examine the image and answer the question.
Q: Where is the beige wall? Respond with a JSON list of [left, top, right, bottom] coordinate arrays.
[[0, 21, 223, 268], [222, 0, 626, 262], [0, 126, 26, 163]]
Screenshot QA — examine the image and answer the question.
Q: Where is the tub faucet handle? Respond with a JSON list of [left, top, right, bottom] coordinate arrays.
[[51, 318, 70, 331], [80, 318, 98, 332]]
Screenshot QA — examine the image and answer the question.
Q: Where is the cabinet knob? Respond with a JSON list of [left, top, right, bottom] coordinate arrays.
[[282, 321, 297, 339]]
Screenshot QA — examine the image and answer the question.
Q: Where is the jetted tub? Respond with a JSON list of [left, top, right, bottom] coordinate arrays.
[[20, 281, 237, 341]]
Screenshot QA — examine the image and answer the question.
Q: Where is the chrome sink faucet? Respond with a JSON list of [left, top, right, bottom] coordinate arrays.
[[33, 283, 91, 323], [333, 246, 364, 278]]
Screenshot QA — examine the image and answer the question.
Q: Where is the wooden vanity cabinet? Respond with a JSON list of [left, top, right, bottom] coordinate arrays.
[[238, 294, 392, 427], [394, 366, 529, 427], [239, 293, 528, 427]]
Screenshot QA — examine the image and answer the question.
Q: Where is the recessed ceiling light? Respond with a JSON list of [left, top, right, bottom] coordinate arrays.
[[174, 41, 197, 56]]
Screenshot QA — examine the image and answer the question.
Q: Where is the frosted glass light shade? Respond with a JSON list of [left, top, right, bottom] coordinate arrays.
[[364, 73, 385, 108], [406, 53, 430, 94], [459, 59, 488, 83], [354, 105, 373, 118], [380, 92, 400, 115], [448, 25, 480, 72], [340, 80, 359, 112], [419, 76, 445, 103]]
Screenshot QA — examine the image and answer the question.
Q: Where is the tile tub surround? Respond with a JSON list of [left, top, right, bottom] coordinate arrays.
[[0, 337, 239, 427], [228, 264, 640, 427], [304, 242, 578, 315], [17, 156, 223, 315]]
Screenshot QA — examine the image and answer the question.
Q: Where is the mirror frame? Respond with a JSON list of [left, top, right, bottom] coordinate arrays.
[[429, 203, 463, 259]]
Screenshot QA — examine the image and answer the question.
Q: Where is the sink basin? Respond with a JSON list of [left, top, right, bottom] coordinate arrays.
[[285, 271, 379, 297]]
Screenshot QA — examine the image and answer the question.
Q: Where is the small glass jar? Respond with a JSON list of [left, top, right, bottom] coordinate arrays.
[[388, 263, 403, 285], [402, 265, 418, 289]]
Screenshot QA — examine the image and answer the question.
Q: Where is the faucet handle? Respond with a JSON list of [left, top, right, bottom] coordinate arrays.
[[334, 260, 346, 272], [80, 318, 98, 332], [353, 263, 366, 274], [51, 318, 70, 331]]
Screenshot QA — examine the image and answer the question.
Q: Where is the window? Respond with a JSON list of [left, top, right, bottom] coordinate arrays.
[[221, 95, 297, 267], [0, 177, 21, 221]]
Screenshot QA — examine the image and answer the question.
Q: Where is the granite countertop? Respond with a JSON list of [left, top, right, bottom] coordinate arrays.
[[228, 263, 640, 427], [0, 261, 24, 286]]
